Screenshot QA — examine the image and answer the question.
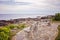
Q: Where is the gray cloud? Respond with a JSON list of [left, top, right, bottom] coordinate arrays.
[[0, 0, 60, 15], [0, 0, 31, 5], [44, 0, 60, 7]]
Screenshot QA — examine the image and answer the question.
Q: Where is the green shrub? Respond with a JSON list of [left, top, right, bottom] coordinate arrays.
[[0, 27, 10, 40], [17, 24, 26, 29], [54, 13, 60, 21], [8, 24, 16, 29]]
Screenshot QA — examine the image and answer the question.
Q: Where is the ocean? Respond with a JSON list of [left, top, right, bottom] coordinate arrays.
[[0, 14, 53, 20]]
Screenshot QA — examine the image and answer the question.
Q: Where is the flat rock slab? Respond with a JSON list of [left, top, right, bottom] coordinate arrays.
[[13, 22, 58, 40]]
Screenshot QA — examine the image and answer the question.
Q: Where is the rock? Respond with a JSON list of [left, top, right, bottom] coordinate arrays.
[[15, 21, 58, 40]]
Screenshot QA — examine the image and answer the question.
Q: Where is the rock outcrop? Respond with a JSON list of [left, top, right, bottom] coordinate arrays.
[[15, 21, 58, 40]]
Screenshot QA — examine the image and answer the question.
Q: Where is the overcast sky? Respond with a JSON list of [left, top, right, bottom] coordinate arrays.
[[0, 0, 60, 15]]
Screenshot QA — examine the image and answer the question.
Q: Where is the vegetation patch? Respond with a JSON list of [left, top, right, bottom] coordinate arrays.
[[53, 13, 60, 21], [55, 25, 60, 40], [0, 27, 10, 40], [0, 23, 26, 40]]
